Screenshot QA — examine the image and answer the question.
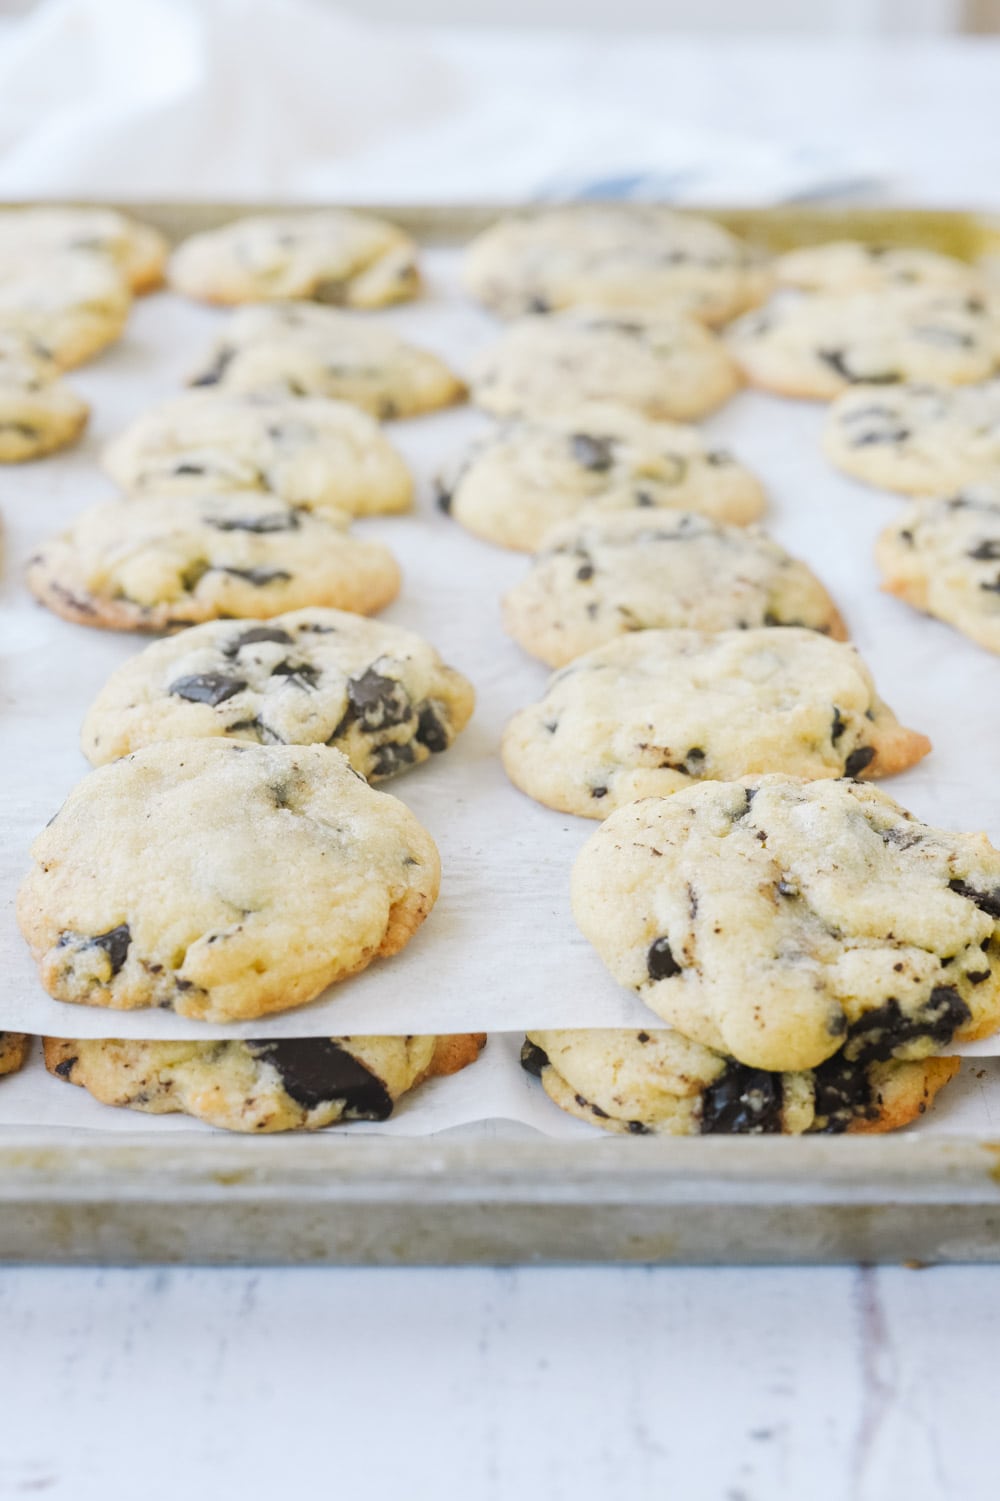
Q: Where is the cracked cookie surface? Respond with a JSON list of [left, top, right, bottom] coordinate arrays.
[[19, 740, 441, 1023], [45, 1034, 485, 1132], [27, 491, 400, 632], [572, 775, 1000, 1072], [503, 628, 929, 816], [502, 510, 846, 668], [824, 380, 1000, 495], [82, 606, 475, 777], [875, 487, 1000, 653]]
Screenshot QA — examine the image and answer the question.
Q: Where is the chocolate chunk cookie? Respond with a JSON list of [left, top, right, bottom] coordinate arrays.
[[81, 606, 475, 777], [572, 775, 1000, 1072], [776, 240, 983, 297], [44, 1034, 486, 1132], [502, 511, 846, 668], [18, 741, 441, 1023], [0, 250, 132, 368], [0, 1033, 29, 1077], [503, 628, 929, 816], [103, 390, 413, 517], [876, 487, 1000, 653], [0, 206, 167, 292], [728, 288, 1000, 400], [188, 303, 465, 418], [824, 380, 1000, 496], [0, 329, 88, 462], [27, 491, 400, 632], [469, 308, 740, 423], [437, 403, 765, 551], [522, 1031, 959, 1136], [463, 205, 770, 324], [168, 210, 420, 307]]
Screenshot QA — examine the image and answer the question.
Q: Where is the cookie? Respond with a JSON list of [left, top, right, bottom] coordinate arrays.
[[437, 403, 765, 551], [503, 628, 929, 817], [81, 607, 475, 777], [188, 303, 464, 418], [824, 380, 1000, 496], [469, 309, 739, 423], [463, 205, 770, 324], [522, 1032, 959, 1137], [0, 1032, 29, 1077], [727, 288, 1000, 400], [0, 250, 132, 369], [18, 740, 440, 1023], [27, 492, 400, 632], [0, 330, 89, 462], [572, 775, 1000, 1073], [0, 207, 167, 292], [168, 210, 420, 308], [501, 511, 846, 668], [103, 390, 413, 518], [775, 240, 982, 296], [875, 487, 1000, 654], [44, 1033, 485, 1133]]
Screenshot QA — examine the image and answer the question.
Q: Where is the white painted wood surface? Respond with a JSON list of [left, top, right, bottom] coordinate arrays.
[[2, 31, 1000, 1501]]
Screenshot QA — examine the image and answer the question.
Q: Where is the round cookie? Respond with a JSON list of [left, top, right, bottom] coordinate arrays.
[[875, 487, 1000, 654], [168, 210, 420, 308], [27, 492, 400, 633], [727, 288, 1000, 400], [44, 1034, 486, 1133], [522, 1032, 959, 1137], [572, 775, 1000, 1073], [824, 380, 1000, 496], [81, 607, 475, 777], [0, 250, 132, 369], [463, 205, 770, 324], [775, 240, 982, 296], [0, 207, 167, 292], [437, 403, 765, 551], [502, 628, 929, 817], [188, 303, 465, 418], [103, 390, 413, 517], [469, 309, 739, 423], [0, 330, 88, 462], [18, 740, 441, 1024], [501, 510, 846, 668], [0, 1032, 29, 1077]]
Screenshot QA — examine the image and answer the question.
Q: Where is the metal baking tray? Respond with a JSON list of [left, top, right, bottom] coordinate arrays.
[[4, 201, 1000, 1267]]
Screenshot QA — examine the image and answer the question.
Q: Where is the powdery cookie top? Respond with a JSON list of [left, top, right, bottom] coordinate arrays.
[[727, 288, 1000, 400], [81, 606, 475, 779], [501, 510, 846, 668], [775, 240, 983, 297], [572, 775, 1000, 1073], [45, 1034, 485, 1133], [0, 1033, 29, 1078], [18, 740, 440, 1024], [824, 380, 1000, 496], [0, 329, 89, 462], [188, 303, 465, 418], [463, 205, 770, 324], [0, 206, 167, 292], [0, 250, 132, 369], [437, 402, 765, 552], [876, 487, 1000, 654], [502, 628, 929, 817], [469, 309, 739, 423], [103, 390, 413, 518], [522, 1032, 959, 1137], [169, 210, 420, 308], [27, 492, 400, 633]]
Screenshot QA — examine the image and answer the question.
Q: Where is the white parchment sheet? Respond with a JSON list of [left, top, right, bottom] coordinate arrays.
[[3, 239, 1000, 1093]]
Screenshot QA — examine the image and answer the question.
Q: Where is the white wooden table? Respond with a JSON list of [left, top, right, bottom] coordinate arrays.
[[3, 32, 1000, 1501]]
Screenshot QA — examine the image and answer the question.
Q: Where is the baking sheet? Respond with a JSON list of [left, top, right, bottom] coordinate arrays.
[[3, 241, 1000, 1055]]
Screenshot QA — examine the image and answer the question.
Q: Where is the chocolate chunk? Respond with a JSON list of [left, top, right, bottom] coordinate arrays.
[[519, 1039, 550, 1077], [221, 566, 293, 585], [969, 540, 1000, 560], [370, 741, 416, 778], [269, 660, 320, 689], [845, 986, 971, 1064], [810, 1054, 874, 1133], [246, 1039, 394, 1118], [53, 1055, 78, 1080], [948, 879, 1000, 919], [169, 672, 247, 706], [208, 513, 300, 534], [577, 563, 595, 581], [818, 349, 899, 385], [831, 708, 846, 742], [435, 485, 453, 515], [191, 347, 234, 387], [174, 463, 206, 476], [844, 746, 875, 778], [591, 785, 608, 800], [528, 296, 550, 314], [416, 702, 449, 754], [647, 937, 681, 981], [346, 668, 412, 731], [226, 626, 295, 653], [570, 433, 615, 472], [700, 1062, 784, 1134], [706, 450, 733, 466], [91, 924, 131, 977], [852, 427, 911, 447]]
